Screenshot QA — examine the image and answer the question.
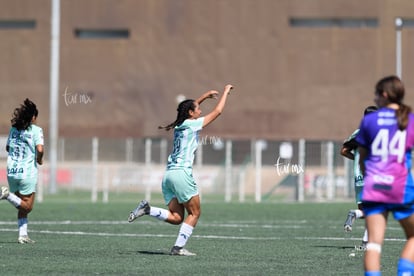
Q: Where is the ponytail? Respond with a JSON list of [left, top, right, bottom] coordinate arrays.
[[396, 103, 412, 130], [375, 76, 411, 130], [11, 98, 39, 130], [159, 99, 195, 131]]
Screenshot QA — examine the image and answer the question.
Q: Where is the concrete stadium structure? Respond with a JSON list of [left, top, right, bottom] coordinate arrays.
[[1, 0, 414, 141]]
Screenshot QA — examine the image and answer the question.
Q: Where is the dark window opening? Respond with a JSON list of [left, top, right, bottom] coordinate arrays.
[[289, 18, 378, 28], [74, 29, 130, 39], [0, 20, 36, 29], [398, 19, 414, 28]]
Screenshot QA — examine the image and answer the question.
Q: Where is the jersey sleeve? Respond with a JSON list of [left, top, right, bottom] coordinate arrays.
[[6, 127, 12, 147], [407, 114, 414, 148], [34, 126, 44, 146], [343, 129, 359, 149], [186, 117, 204, 131]]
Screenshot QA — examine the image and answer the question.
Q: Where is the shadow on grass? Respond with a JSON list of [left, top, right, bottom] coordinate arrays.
[[0, 241, 26, 244], [137, 250, 169, 255], [312, 245, 355, 250], [118, 249, 169, 256]]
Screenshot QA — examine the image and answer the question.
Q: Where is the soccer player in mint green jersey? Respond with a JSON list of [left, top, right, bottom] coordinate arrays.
[[341, 106, 377, 251], [0, 99, 44, 244], [128, 84, 234, 256]]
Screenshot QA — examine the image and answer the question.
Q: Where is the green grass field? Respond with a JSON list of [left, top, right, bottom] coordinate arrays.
[[0, 192, 407, 275]]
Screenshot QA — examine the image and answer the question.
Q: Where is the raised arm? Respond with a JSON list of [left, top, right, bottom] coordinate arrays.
[[195, 90, 219, 105], [202, 84, 233, 128]]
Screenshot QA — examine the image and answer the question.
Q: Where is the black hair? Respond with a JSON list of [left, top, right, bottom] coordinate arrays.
[[363, 105, 378, 115], [11, 98, 39, 130], [158, 99, 195, 131]]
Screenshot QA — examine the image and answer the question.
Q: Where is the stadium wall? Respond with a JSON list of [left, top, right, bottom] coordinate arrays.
[[1, 0, 414, 142]]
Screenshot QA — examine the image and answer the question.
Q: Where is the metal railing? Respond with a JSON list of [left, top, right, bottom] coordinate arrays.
[[0, 137, 352, 203]]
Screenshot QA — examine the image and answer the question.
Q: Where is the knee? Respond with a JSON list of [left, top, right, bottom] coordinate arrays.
[[172, 219, 184, 225], [19, 205, 33, 214], [193, 209, 201, 219], [169, 213, 184, 225], [188, 208, 201, 221]]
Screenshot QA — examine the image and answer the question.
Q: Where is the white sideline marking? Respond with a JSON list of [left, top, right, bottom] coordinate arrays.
[[0, 228, 406, 242], [0, 220, 404, 232], [0, 220, 305, 229], [0, 220, 407, 242]]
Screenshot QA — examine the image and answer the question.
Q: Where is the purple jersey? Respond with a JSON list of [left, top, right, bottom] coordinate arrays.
[[356, 107, 414, 204]]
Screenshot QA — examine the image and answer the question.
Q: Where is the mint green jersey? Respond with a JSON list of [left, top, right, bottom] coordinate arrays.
[[343, 129, 364, 187], [167, 117, 204, 170], [7, 124, 44, 179], [343, 128, 363, 203]]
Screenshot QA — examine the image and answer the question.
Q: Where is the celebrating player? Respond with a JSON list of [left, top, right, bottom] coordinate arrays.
[[356, 76, 414, 275], [128, 84, 234, 256], [0, 98, 44, 244]]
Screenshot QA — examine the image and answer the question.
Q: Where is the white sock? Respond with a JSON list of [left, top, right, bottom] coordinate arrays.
[[18, 218, 28, 237], [174, 223, 193, 248], [363, 228, 368, 243], [7, 193, 21, 208], [354, 209, 364, 219], [149, 207, 169, 221]]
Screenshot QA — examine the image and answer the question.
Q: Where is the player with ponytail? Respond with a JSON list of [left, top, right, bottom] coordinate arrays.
[[129, 84, 234, 256], [356, 76, 414, 275], [0, 98, 44, 244]]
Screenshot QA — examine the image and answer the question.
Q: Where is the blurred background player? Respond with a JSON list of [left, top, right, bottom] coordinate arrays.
[[128, 84, 234, 256], [341, 105, 378, 251], [357, 76, 414, 275], [0, 98, 44, 244]]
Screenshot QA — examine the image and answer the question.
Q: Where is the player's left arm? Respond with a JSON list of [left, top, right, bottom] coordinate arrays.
[[36, 144, 43, 165], [6, 129, 12, 153], [358, 146, 368, 175], [35, 127, 44, 165], [195, 90, 219, 105], [340, 145, 354, 160]]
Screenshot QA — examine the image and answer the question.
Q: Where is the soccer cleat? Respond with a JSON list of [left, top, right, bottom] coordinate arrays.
[[128, 200, 150, 223], [170, 246, 196, 256], [355, 241, 367, 251], [0, 186, 9, 200], [344, 210, 356, 232], [18, 235, 35, 244]]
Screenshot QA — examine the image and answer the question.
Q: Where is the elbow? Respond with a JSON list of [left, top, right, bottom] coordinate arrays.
[[36, 145, 44, 164], [214, 111, 222, 120], [36, 145, 44, 153], [340, 147, 354, 160], [214, 108, 223, 116]]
